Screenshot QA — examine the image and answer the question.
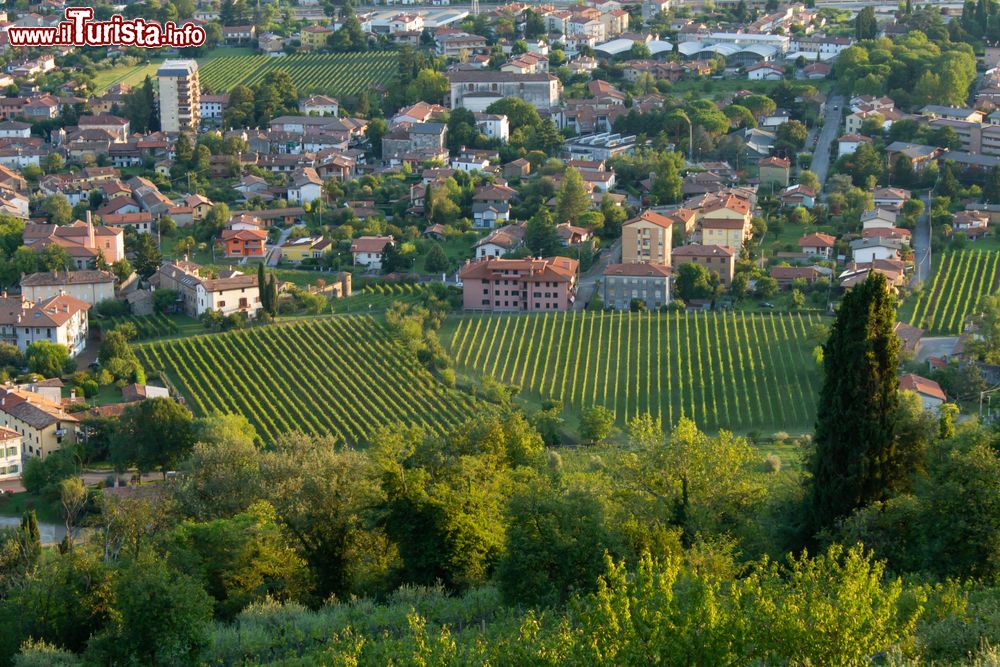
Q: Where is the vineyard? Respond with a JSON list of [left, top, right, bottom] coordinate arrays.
[[905, 249, 1000, 334], [134, 316, 477, 443], [103, 314, 179, 340], [330, 283, 430, 313], [444, 311, 825, 433], [198, 52, 399, 96]]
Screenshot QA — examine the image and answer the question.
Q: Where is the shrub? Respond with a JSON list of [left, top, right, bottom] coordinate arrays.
[[764, 454, 782, 473]]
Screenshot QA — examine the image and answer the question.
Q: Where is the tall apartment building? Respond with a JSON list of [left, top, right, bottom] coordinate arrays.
[[621, 210, 674, 265], [157, 59, 200, 133]]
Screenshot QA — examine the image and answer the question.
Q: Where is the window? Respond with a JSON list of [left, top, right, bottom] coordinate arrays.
[[219, 301, 226, 307]]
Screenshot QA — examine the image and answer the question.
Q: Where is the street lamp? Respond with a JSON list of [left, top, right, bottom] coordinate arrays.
[[677, 110, 694, 163]]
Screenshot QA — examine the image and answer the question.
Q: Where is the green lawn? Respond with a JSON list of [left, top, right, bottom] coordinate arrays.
[[442, 310, 827, 436]]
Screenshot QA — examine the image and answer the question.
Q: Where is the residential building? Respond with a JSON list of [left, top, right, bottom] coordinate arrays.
[[671, 244, 736, 286], [798, 232, 835, 259], [300, 24, 333, 49], [699, 195, 752, 249], [221, 226, 267, 259], [758, 156, 790, 188], [850, 237, 903, 263], [622, 210, 673, 265], [601, 262, 671, 310], [0, 388, 78, 460], [20, 270, 115, 305], [350, 236, 394, 269], [899, 373, 946, 412], [157, 60, 200, 133], [458, 256, 579, 311], [474, 224, 525, 259], [447, 71, 562, 111], [155, 260, 261, 318], [0, 428, 21, 479], [300, 94, 340, 116], [0, 294, 91, 357], [23, 218, 125, 269], [280, 236, 333, 263]]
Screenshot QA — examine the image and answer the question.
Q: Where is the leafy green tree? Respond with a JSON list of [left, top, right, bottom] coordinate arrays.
[[986, 165, 1000, 204], [260, 433, 384, 601], [525, 208, 560, 256], [579, 405, 615, 444], [425, 243, 450, 273], [132, 232, 162, 278], [41, 195, 72, 226], [808, 272, 901, 536], [650, 158, 682, 205], [498, 477, 622, 606], [84, 557, 213, 666], [164, 502, 310, 620], [674, 262, 720, 301], [485, 97, 541, 131], [555, 167, 590, 223], [26, 341, 70, 378], [38, 244, 71, 272], [113, 398, 196, 475]]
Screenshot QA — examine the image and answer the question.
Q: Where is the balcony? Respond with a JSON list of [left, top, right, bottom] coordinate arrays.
[[54, 428, 67, 436]]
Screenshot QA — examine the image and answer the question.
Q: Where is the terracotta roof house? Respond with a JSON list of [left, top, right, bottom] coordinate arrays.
[[350, 236, 394, 269], [899, 373, 946, 411], [798, 232, 836, 258], [671, 244, 736, 285]]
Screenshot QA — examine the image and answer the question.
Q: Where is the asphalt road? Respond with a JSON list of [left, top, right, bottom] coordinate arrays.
[[811, 94, 844, 191], [575, 238, 621, 310], [912, 191, 932, 285]]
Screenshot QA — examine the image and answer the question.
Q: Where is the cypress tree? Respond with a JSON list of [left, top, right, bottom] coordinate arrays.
[[808, 272, 901, 535], [19, 510, 40, 568], [267, 274, 278, 316], [257, 262, 269, 313]]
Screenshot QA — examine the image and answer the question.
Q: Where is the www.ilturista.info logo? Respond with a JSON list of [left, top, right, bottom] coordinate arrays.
[[8, 7, 206, 48]]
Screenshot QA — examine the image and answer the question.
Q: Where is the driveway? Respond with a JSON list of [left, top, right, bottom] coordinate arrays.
[[266, 225, 299, 266], [911, 191, 932, 285], [812, 94, 844, 190], [575, 238, 620, 310]]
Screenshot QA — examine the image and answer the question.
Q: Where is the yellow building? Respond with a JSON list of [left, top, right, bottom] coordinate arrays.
[[621, 210, 673, 265], [0, 388, 78, 460], [300, 25, 333, 50], [280, 236, 333, 263], [701, 218, 750, 249]]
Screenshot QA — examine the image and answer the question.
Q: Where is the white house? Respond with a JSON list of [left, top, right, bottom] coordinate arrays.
[[350, 236, 394, 269], [156, 261, 261, 319], [0, 294, 92, 358], [872, 187, 910, 209], [472, 202, 510, 228], [474, 113, 509, 142], [850, 237, 903, 264], [299, 95, 340, 116], [746, 62, 784, 80], [0, 428, 21, 480], [837, 133, 870, 156], [287, 167, 323, 204], [0, 121, 31, 139], [861, 208, 898, 229]]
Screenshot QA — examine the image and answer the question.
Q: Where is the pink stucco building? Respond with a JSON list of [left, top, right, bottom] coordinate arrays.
[[458, 256, 579, 311]]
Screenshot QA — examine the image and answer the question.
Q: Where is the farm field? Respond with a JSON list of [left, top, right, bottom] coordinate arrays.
[[198, 52, 399, 96], [443, 310, 826, 434], [134, 316, 477, 444], [904, 249, 1000, 334], [91, 48, 256, 94]]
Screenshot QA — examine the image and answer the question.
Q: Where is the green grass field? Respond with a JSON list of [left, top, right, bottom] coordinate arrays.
[[903, 249, 1000, 334], [198, 51, 399, 96], [442, 311, 825, 434], [134, 316, 477, 444]]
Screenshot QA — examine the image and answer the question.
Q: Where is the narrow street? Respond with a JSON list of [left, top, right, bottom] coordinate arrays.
[[912, 191, 932, 285], [811, 94, 845, 190], [574, 238, 621, 309]]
